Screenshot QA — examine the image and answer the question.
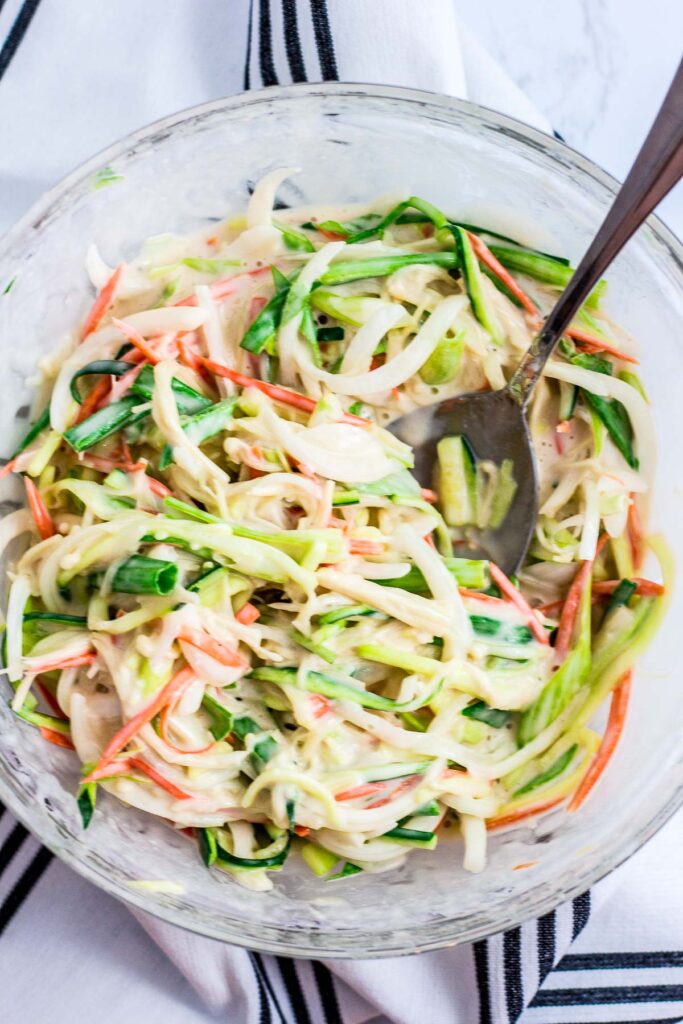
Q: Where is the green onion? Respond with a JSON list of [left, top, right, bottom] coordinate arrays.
[[12, 407, 51, 458], [240, 272, 291, 355], [130, 364, 211, 415], [380, 826, 438, 849], [317, 604, 378, 626], [376, 557, 489, 593], [470, 615, 533, 645], [69, 360, 135, 403], [232, 714, 266, 741], [201, 694, 233, 741], [274, 221, 315, 252], [320, 252, 457, 286], [489, 245, 605, 308], [23, 612, 88, 628], [77, 783, 97, 829], [291, 628, 337, 664], [326, 861, 362, 881], [607, 579, 637, 614], [452, 226, 503, 344], [251, 666, 438, 712], [317, 326, 345, 342], [514, 743, 578, 796], [182, 258, 240, 273], [159, 397, 237, 468], [461, 700, 511, 728], [252, 735, 278, 773], [110, 555, 178, 596], [14, 706, 71, 735]]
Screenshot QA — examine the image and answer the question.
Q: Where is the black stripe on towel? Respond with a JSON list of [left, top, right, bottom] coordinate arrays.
[[532, 983, 683, 1007], [503, 927, 524, 1022], [250, 952, 273, 1024], [309, 0, 338, 81], [0, 820, 29, 877], [537, 909, 557, 984], [253, 952, 287, 1024], [572, 890, 591, 939], [0, 844, 52, 937], [558, 950, 683, 971], [259, 0, 279, 87], [0, 0, 43, 83], [277, 957, 313, 1024], [244, 0, 255, 89], [312, 961, 342, 1024], [281, 0, 307, 83], [473, 940, 493, 1024]]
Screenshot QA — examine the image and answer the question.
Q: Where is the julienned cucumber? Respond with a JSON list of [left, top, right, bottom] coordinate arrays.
[[437, 435, 476, 526], [381, 827, 438, 849], [451, 225, 503, 344]]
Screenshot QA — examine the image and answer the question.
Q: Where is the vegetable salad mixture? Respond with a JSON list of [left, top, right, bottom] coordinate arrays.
[[0, 170, 668, 890]]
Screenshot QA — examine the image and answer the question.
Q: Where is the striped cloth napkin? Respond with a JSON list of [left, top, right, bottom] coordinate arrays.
[[1, 2, 683, 1023]]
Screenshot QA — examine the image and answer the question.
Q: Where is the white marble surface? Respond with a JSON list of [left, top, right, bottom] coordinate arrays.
[[459, 0, 683, 235]]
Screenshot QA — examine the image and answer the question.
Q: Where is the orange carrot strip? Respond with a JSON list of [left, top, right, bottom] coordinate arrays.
[[85, 666, 196, 778], [568, 672, 632, 812], [235, 602, 260, 625], [365, 775, 419, 809], [489, 563, 548, 644], [36, 680, 68, 719], [420, 488, 438, 503], [80, 265, 124, 340], [554, 560, 593, 662], [24, 477, 55, 540], [75, 375, 112, 423], [334, 782, 386, 802], [592, 578, 664, 598], [28, 651, 96, 673], [309, 693, 332, 719], [39, 727, 75, 750], [566, 327, 639, 365], [81, 454, 146, 474], [174, 267, 271, 307], [467, 232, 538, 316], [112, 318, 160, 364], [293, 825, 310, 837], [348, 538, 386, 556], [178, 627, 249, 669], [0, 457, 18, 480], [198, 358, 370, 428], [487, 795, 566, 831], [127, 756, 194, 800], [459, 588, 506, 606], [628, 497, 643, 570], [146, 477, 173, 498]]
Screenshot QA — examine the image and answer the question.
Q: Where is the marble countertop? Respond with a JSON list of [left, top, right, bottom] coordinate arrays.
[[459, 0, 683, 235]]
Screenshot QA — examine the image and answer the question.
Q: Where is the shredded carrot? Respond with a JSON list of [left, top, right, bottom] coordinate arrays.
[[512, 861, 539, 871], [75, 375, 111, 422], [28, 651, 96, 673], [593, 578, 664, 598], [348, 538, 386, 556], [37, 680, 68, 719], [309, 693, 332, 719], [145, 476, 173, 498], [178, 627, 249, 669], [420, 488, 438, 503], [112, 317, 160, 364], [568, 672, 632, 812], [487, 795, 566, 831], [80, 264, 124, 340], [174, 266, 271, 307], [318, 227, 347, 241], [366, 775, 419, 809], [293, 825, 310, 837], [458, 588, 506, 606], [81, 454, 146, 474], [235, 602, 260, 625], [39, 727, 75, 750], [489, 562, 548, 644], [24, 476, 56, 540], [249, 296, 267, 322], [198, 358, 371, 427], [127, 756, 194, 799], [334, 782, 385, 802], [0, 457, 18, 479], [566, 327, 639, 365], [467, 232, 538, 317], [628, 497, 643, 570], [554, 559, 593, 662], [84, 666, 196, 778], [107, 360, 146, 404]]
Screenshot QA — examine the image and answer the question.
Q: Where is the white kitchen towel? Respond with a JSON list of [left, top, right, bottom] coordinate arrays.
[[1, 3, 683, 1024]]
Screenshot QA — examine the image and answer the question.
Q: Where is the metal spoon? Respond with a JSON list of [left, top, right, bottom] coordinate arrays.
[[390, 59, 683, 575]]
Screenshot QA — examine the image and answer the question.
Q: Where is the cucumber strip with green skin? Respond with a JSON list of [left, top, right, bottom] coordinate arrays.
[[251, 735, 278, 773], [320, 252, 457, 286], [376, 557, 488, 593], [214, 830, 291, 869], [201, 694, 233, 741], [356, 643, 443, 678], [291, 628, 337, 664], [317, 326, 345, 342], [469, 615, 533, 645], [326, 861, 363, 881], [331, 489, 360, 506], [514, 743, 578, 796], [182, 258, 241, 273], [400, 711, 429, 732], [110, 555, 178, 596], [581, 391, 638, 470], [130, 365, 211, 415], [64, 395, 148, 452], [381, 827, 438, 849], [488, 459, 518, 531], [11, 407, 51, 458], [317, 604, 379, 626], [160, 397, 237, 469], [301, 842, 340, 876], [346, 196, 448, 244], [250, 666, 439, 712], [274, 221, 315, 252], [452, 226, 503, 344], [489, 245, 604, 308], [23, 612, 88, 628], [69, 360, 135, 403], [361, 761, 431, 783], [77, 784, 96, 829], [437, 435, 477, 525], [399, 800, 440, 821], [558, 380, 578, 421], [240, 282, 290, 355], [299, 302, 323, 367], [456, 225, 570, 262], [607, 579, 637, 613], [232, 715, 266, 741], [14, 706, 71, 735], [198, 826, 217, 867], [461, 700, 511, 728]]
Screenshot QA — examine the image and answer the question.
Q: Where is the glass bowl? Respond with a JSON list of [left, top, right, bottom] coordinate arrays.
[[0, 83, 681, 958]]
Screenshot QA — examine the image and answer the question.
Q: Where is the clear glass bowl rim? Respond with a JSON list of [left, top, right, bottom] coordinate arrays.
[[1, 81, 682, 958]]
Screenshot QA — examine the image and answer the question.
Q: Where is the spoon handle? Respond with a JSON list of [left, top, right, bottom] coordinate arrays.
[[509, 57, 683, 405]]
